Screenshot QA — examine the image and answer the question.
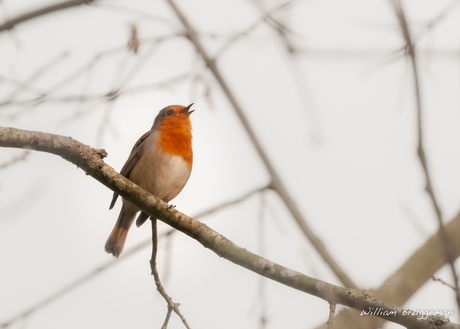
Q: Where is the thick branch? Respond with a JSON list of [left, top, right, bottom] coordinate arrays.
[[1, 126, 459, 329], [0, 0, 96, 33]]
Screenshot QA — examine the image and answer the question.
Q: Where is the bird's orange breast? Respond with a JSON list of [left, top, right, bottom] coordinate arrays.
[[156, 115, 193, 169]]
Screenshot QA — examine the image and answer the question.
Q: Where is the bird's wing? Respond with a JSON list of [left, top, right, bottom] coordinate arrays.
[[109, 129, 156, 210]]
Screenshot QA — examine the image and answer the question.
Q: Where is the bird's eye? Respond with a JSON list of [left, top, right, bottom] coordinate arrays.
[[166, 110, 173, 116]]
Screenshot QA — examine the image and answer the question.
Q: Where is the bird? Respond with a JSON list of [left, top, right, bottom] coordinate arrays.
[[105, 103, 194, 258]]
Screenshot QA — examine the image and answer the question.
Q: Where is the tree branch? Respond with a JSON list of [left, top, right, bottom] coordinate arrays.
[[1, 126, 459, 329], [316, 209, 460, 329], [165, 0, 357, 290], [150, 218, 190, 329], [389, 0, 460, 312], [0, 0, 96, 33]]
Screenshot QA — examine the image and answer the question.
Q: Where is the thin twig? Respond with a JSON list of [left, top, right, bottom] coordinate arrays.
[[250, 0, 324, 145], [389, 0, 460, 314], [43, 35, 174, 97], [92, 39, 164, 144], [0, 35, 178, 110], [214, 0, 299, 59], [3, 74, 191, 119], [99, 3, 180, 30], [2, 52, 69, 105], [193, 185, 269, 218], [166, 0, 357, 289], [418, 0, 460, 39], [432, 276, 460, 293], [150, 218, 191, 329], [0, 150, 29, 169], [0, 76, 45, 98], [327, 304, 336, 329], [251, 0, 300, 52]]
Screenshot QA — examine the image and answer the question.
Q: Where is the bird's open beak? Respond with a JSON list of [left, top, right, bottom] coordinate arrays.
[[180, 103, 194, 116]]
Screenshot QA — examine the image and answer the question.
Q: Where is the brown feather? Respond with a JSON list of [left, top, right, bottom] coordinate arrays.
[[105, 203, 138, 257], [109, 130, 157, 209]]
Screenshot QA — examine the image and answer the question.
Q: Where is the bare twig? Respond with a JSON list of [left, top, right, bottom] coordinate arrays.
[[432, 276, 460, 293], [419, 0, 460, 37], [90, 38, 165, 141], [0, 0, 96, 33], [0, 76, 45, 98], [214, 0, 299, 58], [400, 201, 430, 237], [0, 239, 147, 327], [166, 0, 357, 289], [98, 3, 179, 30], [2, 52, 69, 105], [251, 0, 300, 52], [0, 126, 459, 329], [3, 74, 191, 123], [389, 0, 460, 313], [327, 304, 336, 329], [92, 34, 162, 144], [150, 218, 191, 329], [63, 73, 190, 105], [194, 185, 269, 218], [251, 0, 324, 144], [0, 34, 179, 111], [0, 150, 29, 169]]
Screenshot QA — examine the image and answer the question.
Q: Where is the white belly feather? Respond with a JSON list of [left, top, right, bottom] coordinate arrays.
[[128, 140, 192, 203]]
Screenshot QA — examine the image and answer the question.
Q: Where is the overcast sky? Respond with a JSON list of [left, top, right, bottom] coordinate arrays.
[[1, 0, 460, 328]]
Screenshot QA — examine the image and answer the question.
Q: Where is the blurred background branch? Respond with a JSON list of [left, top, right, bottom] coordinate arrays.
[[166, 0, 357, 290], [389, 0, 460, 314], [0, 0, 96, 33]]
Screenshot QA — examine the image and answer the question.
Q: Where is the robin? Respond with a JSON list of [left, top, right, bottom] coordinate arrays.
[[105, 103, 194, 258]]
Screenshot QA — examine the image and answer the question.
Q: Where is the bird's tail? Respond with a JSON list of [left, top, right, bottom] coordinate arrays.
[[105, 205, 136, 258], [105, 226, 128, 258]]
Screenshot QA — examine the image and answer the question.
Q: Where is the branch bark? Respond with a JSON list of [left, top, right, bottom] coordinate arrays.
[[0, 0, 96, 33], [1, 126, 459, 329]]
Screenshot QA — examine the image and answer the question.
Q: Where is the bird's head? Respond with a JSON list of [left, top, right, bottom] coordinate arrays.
[[152, 103, 194, 131]]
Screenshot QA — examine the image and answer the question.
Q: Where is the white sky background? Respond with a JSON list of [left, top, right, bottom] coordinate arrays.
[[1, 0, 460, 328]]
